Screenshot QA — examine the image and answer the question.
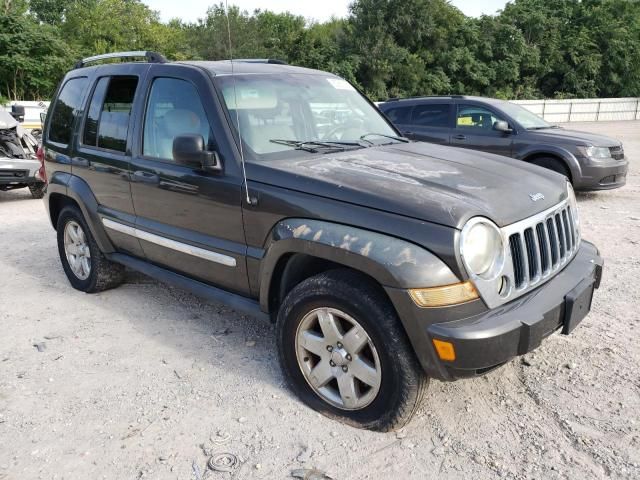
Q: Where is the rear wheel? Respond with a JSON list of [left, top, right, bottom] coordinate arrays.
[[28, 183, 45, 199], [276, 269, 427, 431], [56, 206, 124, 293], [530, 156, 572, 182]]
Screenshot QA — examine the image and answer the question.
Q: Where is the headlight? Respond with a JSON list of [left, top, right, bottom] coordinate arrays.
[[584, 146, 611, 160], [567, 181, 580, 232], [460, 218, 504, 279]]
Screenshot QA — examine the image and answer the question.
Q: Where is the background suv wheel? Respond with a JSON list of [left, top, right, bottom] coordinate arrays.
[[56, 206, 125, 293], [276, 269, 428, 431]]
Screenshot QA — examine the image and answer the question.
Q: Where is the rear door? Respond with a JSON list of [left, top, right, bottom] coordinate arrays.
[[450, 103, 513, 156], [73, 65, 149, 257], [127, 64, 249, 294]]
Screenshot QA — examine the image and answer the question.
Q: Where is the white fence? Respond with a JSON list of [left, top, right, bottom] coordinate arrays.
[[512, 97, 640, 123]]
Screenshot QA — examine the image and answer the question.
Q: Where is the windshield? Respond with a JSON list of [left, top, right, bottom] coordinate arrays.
[[499, 102, 552, 129], [215, 73, 398, 159]]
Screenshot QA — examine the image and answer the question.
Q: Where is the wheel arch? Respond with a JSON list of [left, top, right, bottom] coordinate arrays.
[[46, 172, 115, 253], [520, 147, 580, 182], [259, 218, 460, 316]]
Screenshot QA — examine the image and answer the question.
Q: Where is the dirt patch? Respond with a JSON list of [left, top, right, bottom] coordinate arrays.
[[0, 121, 638, 479]]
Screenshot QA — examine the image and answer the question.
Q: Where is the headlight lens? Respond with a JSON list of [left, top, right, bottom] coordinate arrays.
[[460, 218, 504, 279], [584, 146, 611, 160]]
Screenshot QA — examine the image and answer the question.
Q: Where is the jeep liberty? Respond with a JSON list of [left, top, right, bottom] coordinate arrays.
[[41, 52, 603, 431]]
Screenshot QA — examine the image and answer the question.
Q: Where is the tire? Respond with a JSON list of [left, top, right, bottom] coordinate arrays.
[[56, 206, 125, 293], [276, 269, 427, 431], [28, 183, 45, 199], [530, 156, 572, 182]]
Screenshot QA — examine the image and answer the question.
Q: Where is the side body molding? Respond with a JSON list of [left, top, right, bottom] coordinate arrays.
[[259, 218, 460, 312]]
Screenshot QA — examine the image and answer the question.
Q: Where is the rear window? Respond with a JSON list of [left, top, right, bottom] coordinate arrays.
[[411, 104, 450, 127], [82, 76, 138, 152], [48, 77, 89, 145]]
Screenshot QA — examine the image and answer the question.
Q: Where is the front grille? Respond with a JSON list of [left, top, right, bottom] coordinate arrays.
[[609, 146, 624, 160], [508, 204, 578, 290]]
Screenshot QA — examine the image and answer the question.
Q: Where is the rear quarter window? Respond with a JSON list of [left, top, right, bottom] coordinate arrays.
[[383, 106, 412, 124], [48, 77, 89, 145]]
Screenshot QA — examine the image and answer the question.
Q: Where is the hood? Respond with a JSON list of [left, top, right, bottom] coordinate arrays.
[[248, 142, 568, 229], [0, 110, 18, 130], [526, 127, 621, 147]]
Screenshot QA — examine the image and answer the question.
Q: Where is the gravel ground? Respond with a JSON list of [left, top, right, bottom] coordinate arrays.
[[0, 121, 638, 480]]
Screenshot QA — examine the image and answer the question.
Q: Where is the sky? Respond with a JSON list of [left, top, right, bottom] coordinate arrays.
[[145, 0, 510, 24]]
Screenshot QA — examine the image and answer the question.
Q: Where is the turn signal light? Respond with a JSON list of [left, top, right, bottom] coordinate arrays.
[[432, 339, 456, 361], [408, 281, 479, 308]]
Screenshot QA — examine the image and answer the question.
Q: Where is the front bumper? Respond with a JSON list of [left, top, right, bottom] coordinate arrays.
[[386, 240, 603, 381], [0, 159, 41, 186], [575, 158, 628, 190]]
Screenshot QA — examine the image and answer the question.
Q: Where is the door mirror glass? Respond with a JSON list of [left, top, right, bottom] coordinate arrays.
[[493, 120, 512, 133], [173, 134, 222, 171]]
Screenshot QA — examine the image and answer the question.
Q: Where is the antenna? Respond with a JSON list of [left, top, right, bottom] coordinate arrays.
[[225, 0, 255, 206]]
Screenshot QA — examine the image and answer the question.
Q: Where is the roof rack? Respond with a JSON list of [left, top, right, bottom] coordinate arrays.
[[74, 51, 167, 69], [231, 59, 288, 65], [385, 95, 466, 102]]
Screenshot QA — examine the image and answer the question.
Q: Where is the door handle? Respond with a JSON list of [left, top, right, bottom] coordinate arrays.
[[453, 134, 466, 140], [132, 170, 159, 184], [404, 131, 415, 136]]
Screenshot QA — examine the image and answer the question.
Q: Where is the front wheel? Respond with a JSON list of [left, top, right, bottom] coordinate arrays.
[[276, 269, 427, 431]]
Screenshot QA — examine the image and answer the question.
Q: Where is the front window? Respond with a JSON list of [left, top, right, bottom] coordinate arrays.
[[497, 102, 552, 130], [456, 104, 506, 130], [215, 74, 398, 159]]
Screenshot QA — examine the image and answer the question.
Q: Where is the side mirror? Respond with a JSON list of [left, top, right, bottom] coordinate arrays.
[[493, 120, 512, 133], [40, 112, 46, 124], [173, 134, 222, 172]]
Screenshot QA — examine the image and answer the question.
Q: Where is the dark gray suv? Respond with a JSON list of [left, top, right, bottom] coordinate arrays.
[[41, 52, 603, 431], [379, 96, 629, 190]]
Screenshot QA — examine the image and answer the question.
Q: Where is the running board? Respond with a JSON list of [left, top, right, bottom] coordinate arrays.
[[107, 253, 269, 322]]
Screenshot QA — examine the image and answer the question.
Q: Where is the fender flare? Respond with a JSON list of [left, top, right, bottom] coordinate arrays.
[[516, 145, 582, 180], [47, 172, 115, 254], [258, 218, 460, 312]]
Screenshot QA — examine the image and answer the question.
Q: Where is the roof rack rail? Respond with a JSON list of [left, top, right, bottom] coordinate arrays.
[[74, 51, 167, 69], [231, 59, 288, 65], [384, 94, 466, 102]]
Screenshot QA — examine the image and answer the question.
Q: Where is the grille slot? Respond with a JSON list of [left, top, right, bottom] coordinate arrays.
[[536, 223, 550, 273], [507, 204, 578, 291], [609, 146, 624, 160], [509, 234, 525, 288]]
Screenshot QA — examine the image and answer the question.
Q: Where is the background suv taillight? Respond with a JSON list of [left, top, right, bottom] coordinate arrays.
[[36, 146, 47, 183]]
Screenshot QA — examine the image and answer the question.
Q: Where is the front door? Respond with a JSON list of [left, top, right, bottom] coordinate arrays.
[[128, 66, 249, 295], [450, 103, 513, 156]]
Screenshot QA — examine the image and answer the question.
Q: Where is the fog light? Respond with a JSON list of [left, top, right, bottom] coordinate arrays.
[[409, 281, 479, 308], [432, 339, 456, 361]]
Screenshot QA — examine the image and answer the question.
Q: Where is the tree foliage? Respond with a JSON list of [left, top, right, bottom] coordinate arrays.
[[1, 0, 639, 101]]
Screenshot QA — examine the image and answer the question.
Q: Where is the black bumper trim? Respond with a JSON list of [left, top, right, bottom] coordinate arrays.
[[426, 241, 602, 377]]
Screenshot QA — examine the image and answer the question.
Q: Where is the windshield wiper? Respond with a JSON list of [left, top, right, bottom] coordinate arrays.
[[269, 139, 365, 153], [360, 133, 410, 144]]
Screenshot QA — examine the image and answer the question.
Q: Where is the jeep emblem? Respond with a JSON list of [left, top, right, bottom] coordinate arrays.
[[529, 193, 545, 202]]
